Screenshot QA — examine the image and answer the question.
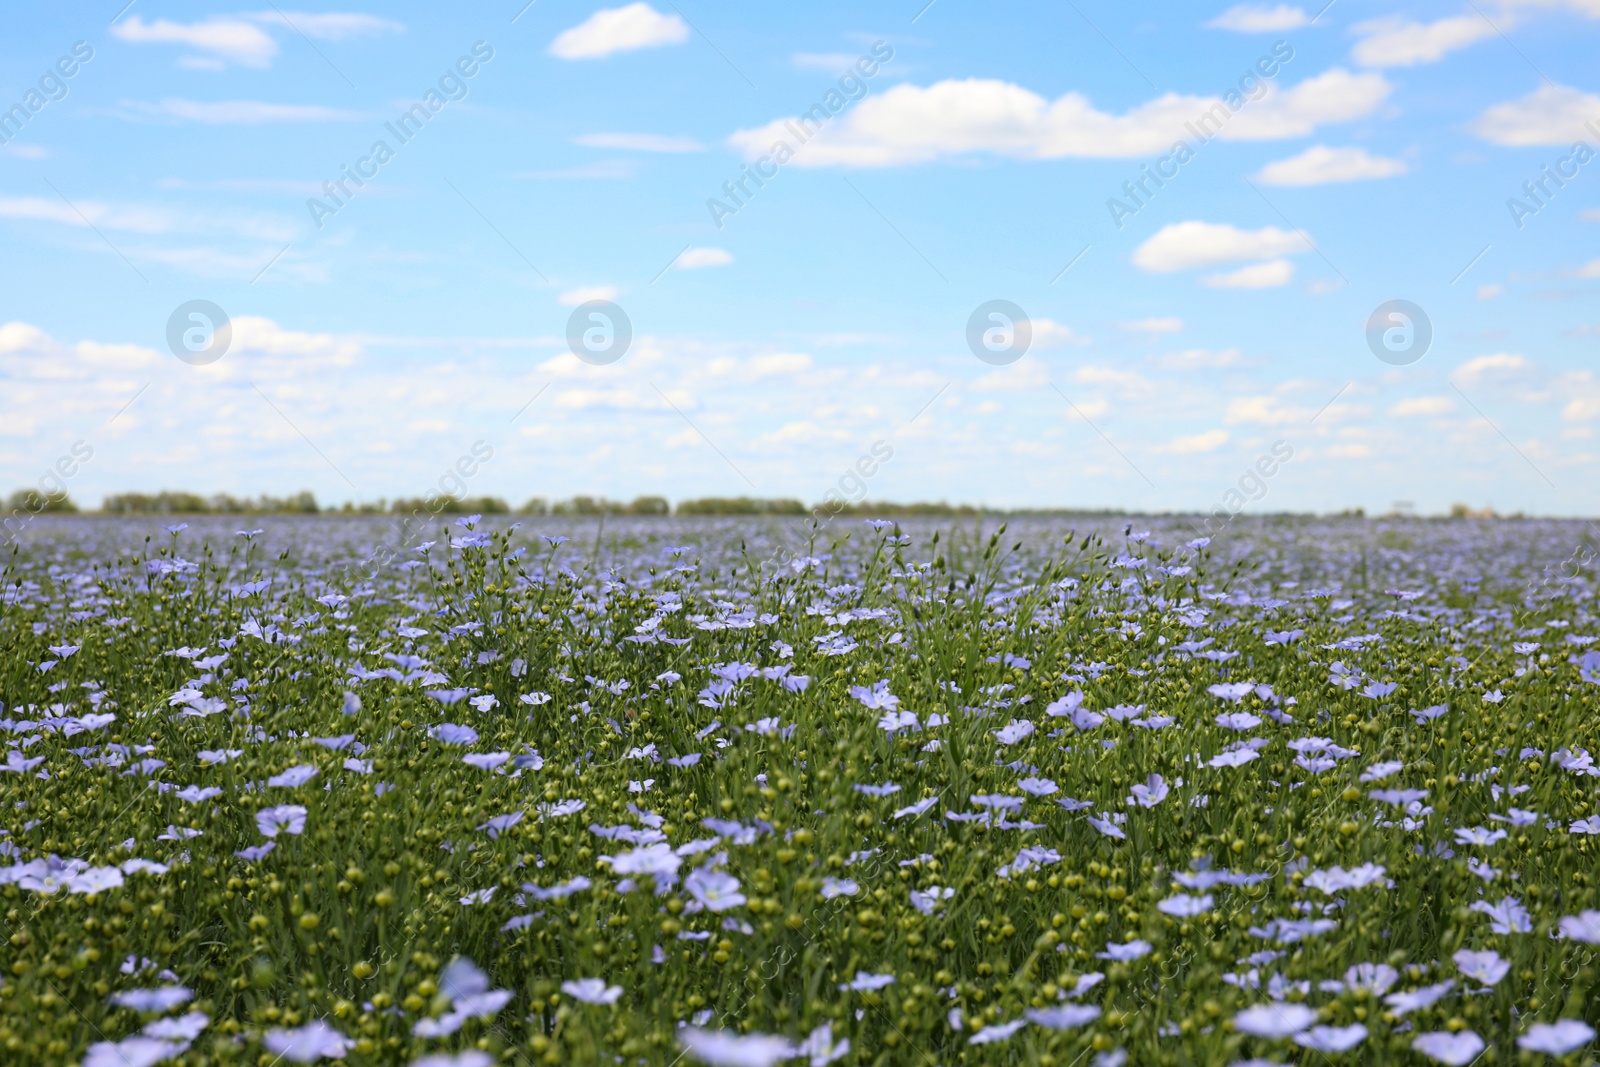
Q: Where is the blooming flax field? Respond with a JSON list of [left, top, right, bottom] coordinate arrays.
[[2, 514, 1599, 1067]]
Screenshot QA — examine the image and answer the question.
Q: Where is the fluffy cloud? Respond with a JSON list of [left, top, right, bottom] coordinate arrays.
[[1132, 222, 1308, 272], [574, 132, 702, 152], [677, 247, 733, 269], [1350, 14, 1499, 67], [244, 11, 404, 40], [0, 194, 293, 245], [1159, 348, 1242, 369], [727, 69, 1390, 166], [1225, 394, 1320, 424], [1206, 4, 1309, 31], [1255, 145, 1408, 185], [1122, 317, 1184, 333], [1389, 396, 1456, 416], [1200, 259, 1295, 288], [118, 99, 366, 124], [110, 13, 398, 69], [1454, 353, 1528, 386], [1033, 319, 1091, 348], [1472, 84, 1600, 145], [112, 15, 278, 67], [549, 4, 689, 60], [559, 286, 620, 306], [1161, 429, 1230, 453]]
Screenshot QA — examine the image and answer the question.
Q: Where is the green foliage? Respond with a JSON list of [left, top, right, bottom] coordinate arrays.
[[5, 488, 77, 513]]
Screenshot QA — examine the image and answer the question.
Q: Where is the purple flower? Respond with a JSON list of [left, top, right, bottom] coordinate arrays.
[[993, 719, 1034, 745], [849, 680, 898, 710], [267, 765, 317, 788], [67, 867, 125, 895], [1518, 1020, 1595, 1056], [1558, 910, 1600, 943], [1452, 948, 1509, 987], [263, 1020, 352, 1062], [685, 868, 746, 911], [819, 877, 858, 900], [84, 1036, 187, 1067], [1026, 1005, 1100, 1029], [1096, 939, 1152, 962], [969, 1019, 1026, 1045], [110, 986, 192, 1012], [678, 1028, 796, 1067], [1470, 896, 1531, 934], [1233, 1002, 1316, 1038], [1087, 815, 1126, 839], [1128, 773, 1169, 807], [235, 842, 276, 862], [256, 805, 307, 838], [142, 1011, 209, 1040], [1157, 893, 1212, 918], [839, 971, 894, 992], [1384, 979, 1455, 1015], [1412, 1030, 1484, 1066], [561, 978, 622, 1005], [1294, 1024, 1367, 1052], [431, 723, 480, 745]]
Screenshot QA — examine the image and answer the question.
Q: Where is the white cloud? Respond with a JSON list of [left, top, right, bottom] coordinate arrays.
[[677, 247, 733, 269], [1032, 319, 1091, 348], [1225, 395, 1319, 424], [1583, 208, 1600, 221], [2, 144, 48, 161], [548, 3, 689, 60], [1206, 4, 1309, 31], [1502, 0, 1600, 15], [1225, 69, 1395, 139], [1561, 371, 1600, 421], [1471, 84, 1600, 145], [1158, 348, 1242, 369], [1200, 259, 1295, 288], [244, 11, 404, 40], [1162, 429, 1229, 453], [1477, 283, 1505, 300], [727, 69, 1390, 166], [574, 132, 702, 152], [112, 15, 279, 67], [0, 321, 50, 354], [517, 161, 639, 180], [1350, 14, 1499, 67], [1255, 145, 1408, 185], [1121, 317, 1184, 333], [792, 52, 865, 71], [0, 195, 173, 235], [1132, 222, 1308, 272], [0, 193, 295, 246], [119, 99, 366, 124], [1389, 396, 1455, 416], [559, 286, 620, 306], [1454, 352, 1528, 386]]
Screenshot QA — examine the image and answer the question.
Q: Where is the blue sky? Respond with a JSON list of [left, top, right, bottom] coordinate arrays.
[[2, 0, 1598, 516]]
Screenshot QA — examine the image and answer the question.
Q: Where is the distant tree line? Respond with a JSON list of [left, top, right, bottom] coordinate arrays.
[[5, 487, 1526, 520], [100, 491, 322, 514]]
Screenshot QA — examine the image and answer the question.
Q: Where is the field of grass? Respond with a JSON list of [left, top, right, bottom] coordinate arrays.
[[1, 514, 1598, 1067]]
